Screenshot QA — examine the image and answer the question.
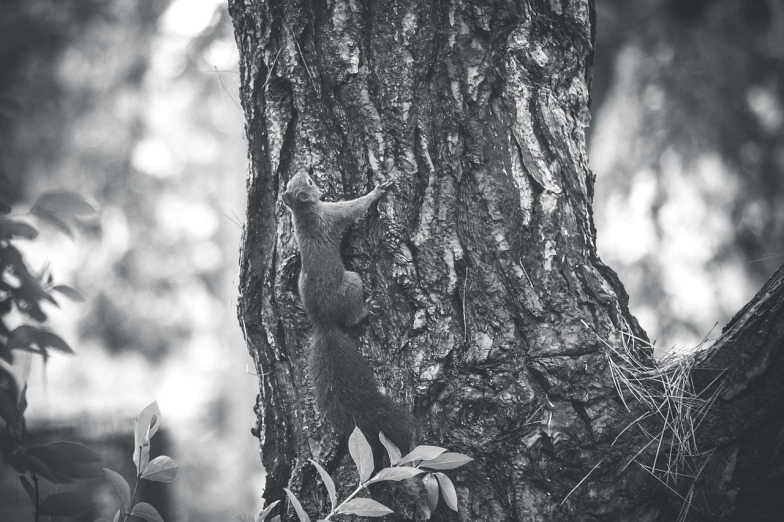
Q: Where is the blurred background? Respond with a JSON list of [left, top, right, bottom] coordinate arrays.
[[0, 0, 262, 520], [0, 0, 782, 520], [591, 0, 784, 350]]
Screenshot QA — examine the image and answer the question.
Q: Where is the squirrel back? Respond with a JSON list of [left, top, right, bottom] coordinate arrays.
[[283, 172, 413, 451]]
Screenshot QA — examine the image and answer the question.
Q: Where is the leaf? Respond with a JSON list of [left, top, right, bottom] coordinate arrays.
[[8, 327, 74, 358], [379, 432, 401, 466], [7, 326, 40, 352], [16, 451, 59, 482], [435, 472, 458, 511], [46, 441, 102, 464], [269, 517, 280, 522], [130, 502, 164, 522], [25, 444, 79, 483], [7, 450, 30, 475], [0, 194, 10, 215], [398, 445, 447, 466], [17, 297, 48, 322], [419, 452, 473, 470], [367, 466, 424, 484], [51, 284, 85, 302], [0, 357, 26, 405], [77, 464, 106, 480], [348, 427, 374, 483], [233, 515, 255, 522], [113, 509, 122, 522], [309, 459, 336, 510], [32, 206, 73, 237], [103, 468, 131, 512], [135, 401, 162, 442], [33, 443, 102, 481], [141, 455, 179, 482], [0, 219, 38, 240], [133, 402, 161, 472], [19, 475, 35, 501], [34, 331, 74, 354], [1, 244, 57, 315], [336, 498, 393, 517], [284, 488, 311, 522], [32, 190, 98, 220], [15, 442, 101, 483], [257, 500, 280, 522], [423, 473, 439, 512], [39, 491, 97, 517]]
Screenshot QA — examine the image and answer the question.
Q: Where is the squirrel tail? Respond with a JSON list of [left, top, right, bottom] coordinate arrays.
[[309, 325, 413, 452]]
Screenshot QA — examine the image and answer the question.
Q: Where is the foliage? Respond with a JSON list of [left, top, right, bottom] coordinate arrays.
[[1, 189, 96, 456], [4, 0, 256, 516], [95, 401, 179, 522], [0, 190, 177, 521], [4, 396, 177, 522], [0, 189, 96, 519], [234, 427, 473, 521]]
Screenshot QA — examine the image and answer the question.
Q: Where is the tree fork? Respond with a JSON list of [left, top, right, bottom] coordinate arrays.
[[231, 0, 784, 520]]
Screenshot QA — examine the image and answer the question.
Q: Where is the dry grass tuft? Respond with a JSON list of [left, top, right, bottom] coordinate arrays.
[[582, 318, 726, 519]]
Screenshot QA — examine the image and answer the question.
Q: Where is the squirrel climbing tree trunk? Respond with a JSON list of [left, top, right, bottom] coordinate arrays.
[[231, 0, 784, 520]]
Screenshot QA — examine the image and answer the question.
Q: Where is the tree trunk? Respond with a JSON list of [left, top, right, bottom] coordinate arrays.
[[230, 0, 784, 520]]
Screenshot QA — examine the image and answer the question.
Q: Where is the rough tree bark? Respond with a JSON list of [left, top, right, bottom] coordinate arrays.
[[230, 1, 784, 520]]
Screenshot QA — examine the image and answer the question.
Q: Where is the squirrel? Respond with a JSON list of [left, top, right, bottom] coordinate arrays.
[[282, 171, 413, 452]]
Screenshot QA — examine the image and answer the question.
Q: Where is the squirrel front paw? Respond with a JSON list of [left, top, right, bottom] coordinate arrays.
[[375, 180, 394, 195], [365, 296, 383, 315], [345, 297, 383, 328]]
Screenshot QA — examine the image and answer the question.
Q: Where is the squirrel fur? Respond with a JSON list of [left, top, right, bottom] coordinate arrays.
[[282, 171, 413, 451]]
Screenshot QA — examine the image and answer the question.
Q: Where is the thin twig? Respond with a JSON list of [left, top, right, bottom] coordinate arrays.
[[622, 431, 659, 472], [749, 252, 784, 263], [523, 404, 544, 426], [636, 462, 688, 502], [220, 210, 243, 230], [463, 268, 469, 342], [323, 480, 368, 521], [212, 65, 242, 111], [122, 445, 143, 522], [33, 472, 40, 522], [612, 411, 651, 446], [560, 459, 603, 506], [287, 25, 315, 87], [262, 45, 284, 90]]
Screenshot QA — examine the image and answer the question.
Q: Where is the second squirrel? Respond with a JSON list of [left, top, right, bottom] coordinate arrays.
[[282, 171, 413, 451]]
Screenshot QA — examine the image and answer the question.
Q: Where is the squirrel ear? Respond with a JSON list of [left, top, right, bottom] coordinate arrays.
[[296, 191, 309, 202]]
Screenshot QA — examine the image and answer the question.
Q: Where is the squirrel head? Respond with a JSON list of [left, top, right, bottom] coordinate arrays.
[[283, 172, 321, 208]]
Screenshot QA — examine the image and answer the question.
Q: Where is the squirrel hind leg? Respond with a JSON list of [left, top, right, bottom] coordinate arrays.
[[345, 305, 373, 328], [341, 271, 371, 327]]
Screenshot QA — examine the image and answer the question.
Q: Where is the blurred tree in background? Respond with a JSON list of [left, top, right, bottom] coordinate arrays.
[[591, 0, 784, 350]]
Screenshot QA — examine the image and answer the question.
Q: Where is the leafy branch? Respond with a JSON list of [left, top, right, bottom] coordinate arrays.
[[1, 192, 177, 521], [98, 401, 179, 522], [0, 190, 100, 520], [234, 428, 473, 522]]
